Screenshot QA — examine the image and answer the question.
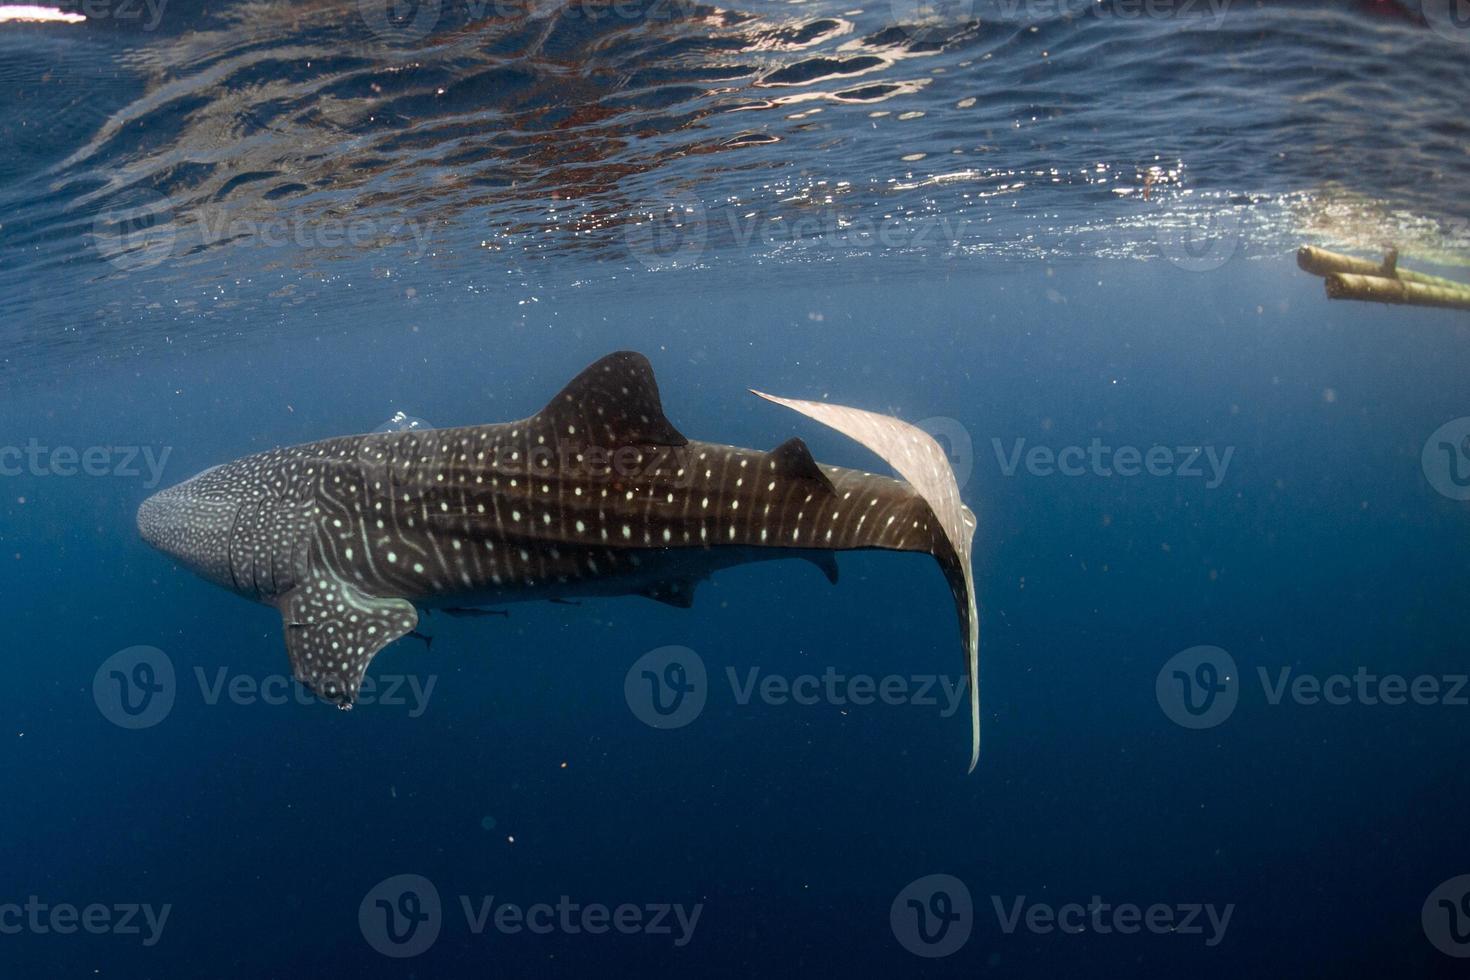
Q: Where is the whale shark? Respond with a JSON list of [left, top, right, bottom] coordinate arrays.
[[137, 352, 982, 769]]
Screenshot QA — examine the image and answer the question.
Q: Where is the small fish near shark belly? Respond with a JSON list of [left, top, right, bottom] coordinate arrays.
[[137, 351, 984, 771]]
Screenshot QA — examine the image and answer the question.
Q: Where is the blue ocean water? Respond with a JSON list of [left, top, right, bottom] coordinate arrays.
[[3, 0, 1470, 977]]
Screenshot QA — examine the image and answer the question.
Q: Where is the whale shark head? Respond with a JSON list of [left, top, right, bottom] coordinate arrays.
[[137, 463, 241, 590]]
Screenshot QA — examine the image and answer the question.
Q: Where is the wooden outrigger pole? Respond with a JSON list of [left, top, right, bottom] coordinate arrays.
[[1297, 246, 1470, 312]]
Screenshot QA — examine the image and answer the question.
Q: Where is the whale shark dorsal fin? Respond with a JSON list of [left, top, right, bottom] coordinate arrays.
[[535, 351, 688, 447], [750, 389, 982, 773], [768, 436, 836, 494], [275, 574, 418, 708]]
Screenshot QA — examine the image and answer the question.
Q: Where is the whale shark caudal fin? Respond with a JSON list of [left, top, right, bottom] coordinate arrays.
[[750, 390, 981, 773]]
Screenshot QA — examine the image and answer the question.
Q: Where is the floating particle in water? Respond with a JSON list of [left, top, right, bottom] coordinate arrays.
[[480, 815, 497, 831]]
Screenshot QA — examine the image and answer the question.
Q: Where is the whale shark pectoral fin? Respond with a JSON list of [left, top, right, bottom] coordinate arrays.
[[275, 576, 418, 708], [533, 351, 688, 447]]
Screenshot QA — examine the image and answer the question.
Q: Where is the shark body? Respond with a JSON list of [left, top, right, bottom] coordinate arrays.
[[138, 352, 982, 768]]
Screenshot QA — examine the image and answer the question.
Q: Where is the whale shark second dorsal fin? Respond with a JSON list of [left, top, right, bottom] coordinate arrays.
[[750, 389, 982, 773], [767, 436, 837, 494], [533, 351, 688, 448]]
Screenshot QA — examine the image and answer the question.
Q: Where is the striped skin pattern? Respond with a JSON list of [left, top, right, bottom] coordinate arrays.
[[138, 352, 982, 768]]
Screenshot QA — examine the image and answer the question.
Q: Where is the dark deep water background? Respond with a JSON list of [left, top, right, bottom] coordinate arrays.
[[3, 0, 1470, 977]]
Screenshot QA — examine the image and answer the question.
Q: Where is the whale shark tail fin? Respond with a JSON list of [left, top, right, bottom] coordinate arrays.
[[750, 390, 981, 773]]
